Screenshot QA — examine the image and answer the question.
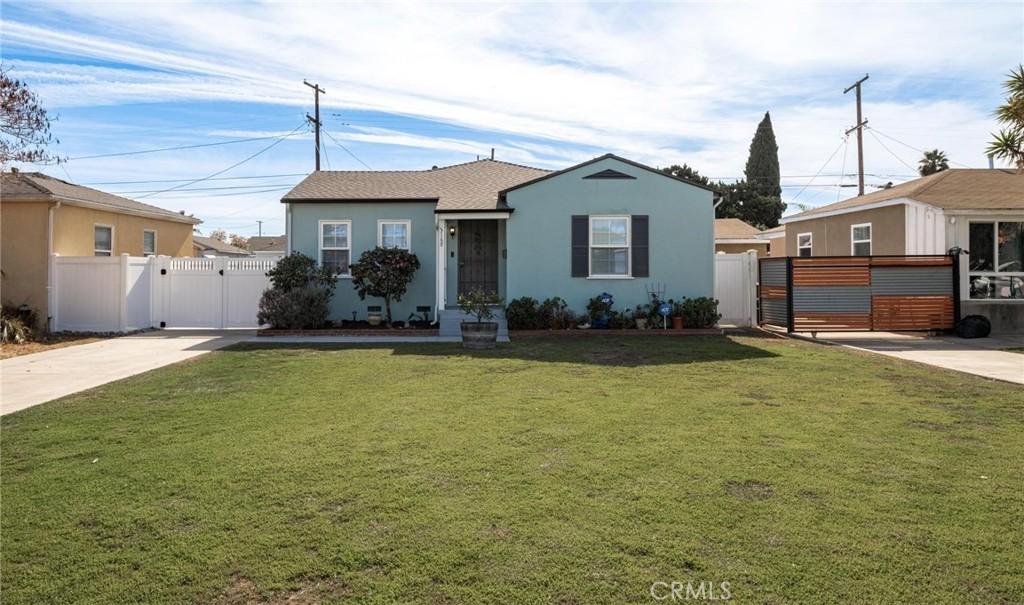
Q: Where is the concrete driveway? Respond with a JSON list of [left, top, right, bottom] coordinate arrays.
[[1, 330, 252, 415], [795, 331, 1024, 385]]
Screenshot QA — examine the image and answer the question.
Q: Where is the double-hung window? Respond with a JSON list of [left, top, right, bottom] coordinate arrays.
[[319, 220, 351, 277], [968, 221, 1024, 299], [589, 216, 630, 277], [851, 223, 872, 256], [378, 220, 411, 250], [94, 225, 113, 256], [143, 230, 156, 256], [797, 232, 812, 257]]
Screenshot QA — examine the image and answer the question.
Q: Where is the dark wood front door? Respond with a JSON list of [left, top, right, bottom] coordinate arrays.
[[457, 220, 498, 297]]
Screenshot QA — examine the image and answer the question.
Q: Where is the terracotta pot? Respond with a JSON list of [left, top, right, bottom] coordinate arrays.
[[672, 316, 684, 330]]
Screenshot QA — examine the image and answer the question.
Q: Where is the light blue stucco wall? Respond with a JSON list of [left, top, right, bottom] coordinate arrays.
[[289, 202, 438, 322], [504, 157, 714, 315]]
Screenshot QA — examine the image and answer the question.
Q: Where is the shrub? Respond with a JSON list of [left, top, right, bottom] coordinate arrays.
[[257, 286, 331, 330], [458, 288, 503, 323], [505, 297, 541, 330], [1, 305, 36, 344], [349, 247, 421, 325], [266, 252, 337, 294], [680, 297, 721, 328], [586, 292, 614, 328], [539, 297, 573, 329]]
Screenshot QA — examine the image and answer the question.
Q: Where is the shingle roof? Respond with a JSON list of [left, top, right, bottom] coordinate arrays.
[[193, 236, 250, 255], [784, 169, 1023, 222], [281, 159, 551, 211], [247, 236, 286, 252], [714, 218, 762, 239], [1, 171, 202, 224]]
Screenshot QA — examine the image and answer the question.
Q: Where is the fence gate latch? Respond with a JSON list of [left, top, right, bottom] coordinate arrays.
[[219, 269, 224, 276], [160, 268, 167, 275]]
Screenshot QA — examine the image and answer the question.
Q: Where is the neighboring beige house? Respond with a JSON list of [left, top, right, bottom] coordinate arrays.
[[714, 218, 770, 257], [755, 224, 785, 256], [246, 235, 286, 258], [1, 171, 201, 327], [193, 235, 250, 257], [780, 168, 1023, 332]]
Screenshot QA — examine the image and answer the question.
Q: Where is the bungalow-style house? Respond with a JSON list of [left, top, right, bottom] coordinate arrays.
[[714, 218, 770, 257], [755, 224, 785, 255], [193, 235, 251, 257], [1, 171, 201, 328], [246, 235, 287, 258], [780, 169, 1023, 332], [281, 154, 715, 329]]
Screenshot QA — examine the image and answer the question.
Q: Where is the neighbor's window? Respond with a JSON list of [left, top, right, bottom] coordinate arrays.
[[851, 223, 872, 256], [589, 216, 630, 276], [968, 221, 1024, 299], [319, 220, 351, 276], [797, 232, 812, 257], [378, 220, 411, 250], [94, 225, 113, 256], [143, 230, 156, 256]]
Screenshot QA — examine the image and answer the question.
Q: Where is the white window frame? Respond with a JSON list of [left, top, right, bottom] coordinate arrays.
[[142, 229, 157, 256], [318, 219, 352, 278], [377, 219, 412, 251], [588, 215, 631, 279], [94, 223, 114, 257], [850, 223, 872, 256], [797, 232, 812, 257], [967, 219, 1024, 300]]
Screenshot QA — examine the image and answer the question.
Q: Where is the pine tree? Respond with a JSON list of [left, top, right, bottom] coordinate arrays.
[[744, 112, 781, 198]]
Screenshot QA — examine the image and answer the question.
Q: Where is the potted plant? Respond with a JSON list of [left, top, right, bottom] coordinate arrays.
[[367, 306, 384, 326], [586, 292, 614, 329], [634, 304, 648, 330], [671, 300, 685, 330], [458, 288, 504, 349]]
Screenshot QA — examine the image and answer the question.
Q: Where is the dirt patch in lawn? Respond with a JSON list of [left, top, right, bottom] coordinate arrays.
[[0, 334, 106, 359], [582, 348, 646, 366], [725, 480, 774, 500], [212, 576, 350, 605]]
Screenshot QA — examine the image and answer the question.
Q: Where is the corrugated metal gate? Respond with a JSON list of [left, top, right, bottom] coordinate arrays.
[[758, 255, 959, 332]]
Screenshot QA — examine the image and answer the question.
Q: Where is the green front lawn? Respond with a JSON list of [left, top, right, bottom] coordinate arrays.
[[3, 334, 1022, 604]]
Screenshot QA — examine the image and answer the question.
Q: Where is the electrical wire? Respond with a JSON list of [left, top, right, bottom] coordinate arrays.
[[136, 124, 306, 199], [867, 128, 918, 174], [83, 173, 308, 186], [66, 131, 306, 161], [322, 128, 372, 170], [867, 127, 974, 168], [109, 182, 300, 195], [790, 138, 848, 202], [837, 136, 850, 202]]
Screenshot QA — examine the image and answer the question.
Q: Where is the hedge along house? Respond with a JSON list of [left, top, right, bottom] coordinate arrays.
[[281, 154, 715, 327], [779, 169, 1024, 333]]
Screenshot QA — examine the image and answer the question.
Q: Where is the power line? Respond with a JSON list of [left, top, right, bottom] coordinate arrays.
[[136, 124, 306, 199], [83, 173, 308, 186], [148, 186, 295, 199], [867, 127, 974, 168], [790, 137, 849, 202], [66, 132, 307, 161], [109, 182, 299, 195], [867, 128, 917, 174], [323, 128, 372, 170], [837, 136, 850, 202]]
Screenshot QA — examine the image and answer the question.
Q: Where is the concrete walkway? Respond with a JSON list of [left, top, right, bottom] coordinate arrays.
[[794, 331, 1024, 385], [1, 330, 252, 415]]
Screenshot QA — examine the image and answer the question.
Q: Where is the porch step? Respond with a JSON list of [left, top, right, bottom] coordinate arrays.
[[438, 307, 508, 338]]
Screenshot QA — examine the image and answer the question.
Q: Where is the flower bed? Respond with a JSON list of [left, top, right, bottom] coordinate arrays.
[[258, 327, 439, 337], [510, 328, 722, 337]]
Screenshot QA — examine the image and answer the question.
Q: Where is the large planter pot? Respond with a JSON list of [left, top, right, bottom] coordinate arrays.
[[672, 316, 684, 330], [461, 321, 499, 349], [367, 312, 383, 327]]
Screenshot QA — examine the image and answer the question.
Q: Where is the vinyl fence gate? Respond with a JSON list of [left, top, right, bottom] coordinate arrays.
[[758, 255, 959, 332]]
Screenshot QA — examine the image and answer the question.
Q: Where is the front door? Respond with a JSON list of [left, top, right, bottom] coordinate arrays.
[[457, 220, 498, 297]]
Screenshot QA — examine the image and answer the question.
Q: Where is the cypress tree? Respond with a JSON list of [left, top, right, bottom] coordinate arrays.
[[744, 112, 781, 198]]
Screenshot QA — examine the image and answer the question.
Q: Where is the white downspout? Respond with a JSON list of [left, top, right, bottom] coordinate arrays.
[[285, 203, 292, 254], [45, 200, 61, 332], [434, 215, 443, 324]]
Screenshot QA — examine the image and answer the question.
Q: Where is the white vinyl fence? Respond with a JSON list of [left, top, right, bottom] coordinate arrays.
[[51, 254, 276, 332], [714, 251, 758, 327]]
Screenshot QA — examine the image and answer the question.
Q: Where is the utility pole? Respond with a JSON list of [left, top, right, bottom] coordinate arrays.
[[843, 74, 869, 196], [304, 80, 326, 171], [256, 220, 263, 237]]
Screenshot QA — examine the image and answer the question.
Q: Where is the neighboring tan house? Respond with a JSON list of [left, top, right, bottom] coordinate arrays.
[[755, 224, 785, 256], [780, 168, 1023, 332], [714, 218, 770, 257], [193, 235, 251, 257], [247, 235, 286, 258], [1, 171, 201, 327], [282, 154, 715, 329]]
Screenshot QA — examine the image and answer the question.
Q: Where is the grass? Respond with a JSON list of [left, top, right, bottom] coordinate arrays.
[[2, 333, 1022, 604]]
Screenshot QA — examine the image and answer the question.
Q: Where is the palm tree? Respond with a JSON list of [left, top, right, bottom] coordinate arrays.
[[987, 65, 1024, 171], [918, 149, 949, 176]]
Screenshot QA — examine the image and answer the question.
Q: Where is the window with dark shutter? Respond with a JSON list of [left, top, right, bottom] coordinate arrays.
[[632, 215, 649, 277], [571, 215, 589, 277]]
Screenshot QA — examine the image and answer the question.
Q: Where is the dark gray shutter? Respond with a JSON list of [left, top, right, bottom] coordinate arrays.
[[632, 215, 649, 277], [571, 215, 589, 277]]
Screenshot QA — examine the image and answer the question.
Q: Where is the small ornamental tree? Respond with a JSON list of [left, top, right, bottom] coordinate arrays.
[[265, 252, 337, 294], [349, 247, 420, 325]]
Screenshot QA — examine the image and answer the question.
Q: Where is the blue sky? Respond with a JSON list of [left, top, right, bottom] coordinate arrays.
[[2, 1, 1021, 236]]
